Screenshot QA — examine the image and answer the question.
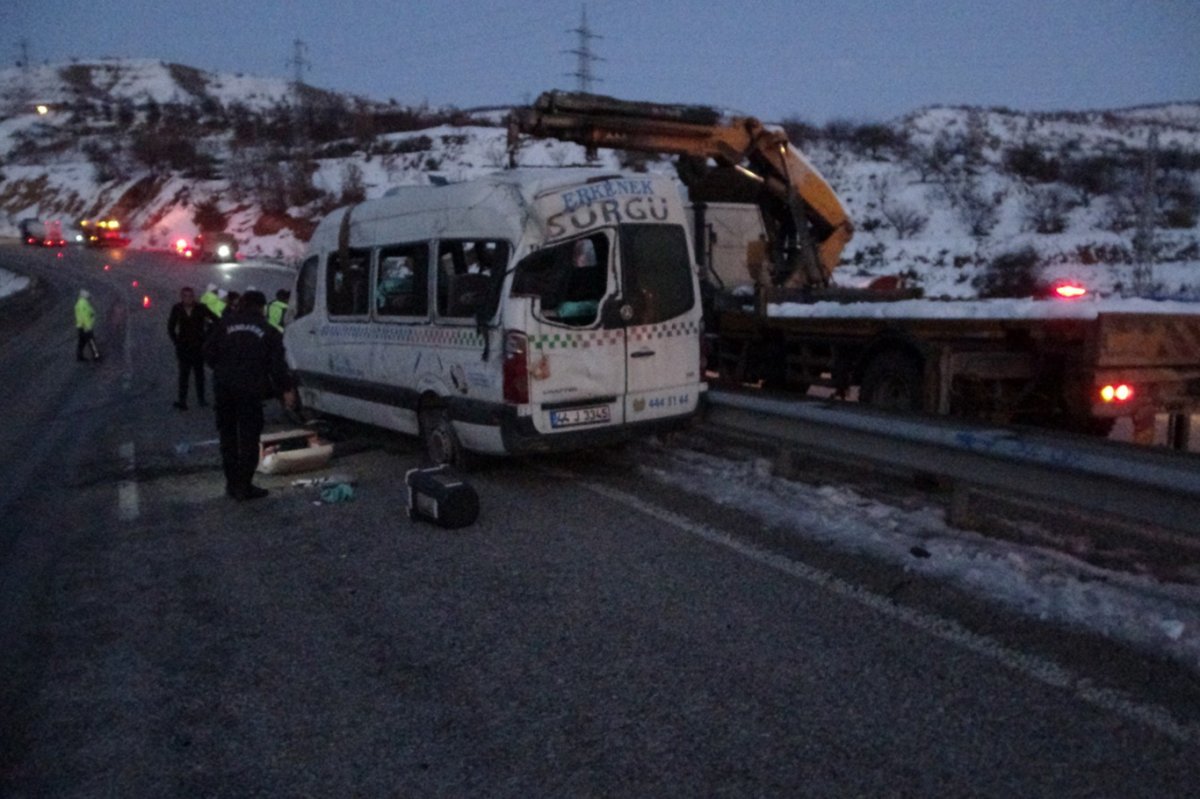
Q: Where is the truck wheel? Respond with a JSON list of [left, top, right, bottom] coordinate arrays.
[[420, 406, 472, 469], [861, 352, 924, 412]]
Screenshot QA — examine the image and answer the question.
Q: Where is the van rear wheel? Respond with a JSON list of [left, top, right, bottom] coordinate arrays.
[[420, 406, 472, 469]]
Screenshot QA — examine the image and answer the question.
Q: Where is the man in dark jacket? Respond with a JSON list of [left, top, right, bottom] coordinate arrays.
[[203, 290, 296, 501], [167, 286, 217, 409]]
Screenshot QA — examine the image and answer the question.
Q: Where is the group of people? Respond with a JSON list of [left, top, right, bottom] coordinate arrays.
[[169, 284, 296, 501], [167, 284, 291, 410], [77, 282, 296, 502]]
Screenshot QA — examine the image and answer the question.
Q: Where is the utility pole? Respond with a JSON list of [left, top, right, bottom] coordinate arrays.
[[14, 38, 32, 114], [285, 38, 312, 156], [1132, 128, 1158, 297], [287, 38, 310, 94], [564, 5, 603, 93]]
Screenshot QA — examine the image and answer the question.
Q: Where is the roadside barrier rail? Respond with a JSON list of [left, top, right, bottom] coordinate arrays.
[[702, 389, 1200, 535]]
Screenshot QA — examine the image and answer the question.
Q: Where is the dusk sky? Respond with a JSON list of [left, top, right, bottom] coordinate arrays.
[[11, 0, 1200, 122]]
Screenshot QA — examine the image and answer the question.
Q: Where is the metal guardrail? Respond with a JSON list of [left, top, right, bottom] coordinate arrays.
[[702, 389, 1200, 535]]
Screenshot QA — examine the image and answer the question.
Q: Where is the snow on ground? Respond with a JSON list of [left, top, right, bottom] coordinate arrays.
[[0, 267, 28, 300], [637, 441, 1200, 673]]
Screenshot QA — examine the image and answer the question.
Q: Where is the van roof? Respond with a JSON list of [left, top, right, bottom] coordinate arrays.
[[307, 169, 676, 252]]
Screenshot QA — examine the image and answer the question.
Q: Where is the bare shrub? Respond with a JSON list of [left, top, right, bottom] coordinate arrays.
[[1024, 186, 1075, 234], [945, 179, 1002, 238], [192, 197, 228, 233], [973, 247, 1041, 298], [339, 162, 367, 205], [871, 175, 929, 239]]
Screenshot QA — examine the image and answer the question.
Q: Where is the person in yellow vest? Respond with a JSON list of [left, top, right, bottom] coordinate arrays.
[[267, 289, 290, 331], [199, 282, 225, 317], [75, 288, 101, 361]]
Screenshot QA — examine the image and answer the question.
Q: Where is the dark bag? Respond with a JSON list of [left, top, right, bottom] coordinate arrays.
[[406, 466, 479, 529]]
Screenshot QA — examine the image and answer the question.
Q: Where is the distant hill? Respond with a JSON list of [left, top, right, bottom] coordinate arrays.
[[1, 58, 1197, 299]]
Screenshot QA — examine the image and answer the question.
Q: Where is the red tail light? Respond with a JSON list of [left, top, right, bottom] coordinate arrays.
[[502, 330, 529, 405], [1053, 282, 1087, 299], [143, 295, 152, 308], [1099, 384, 1134, 403]]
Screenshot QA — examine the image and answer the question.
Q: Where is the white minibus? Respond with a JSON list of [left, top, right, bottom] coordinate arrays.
[[284, 169, 706, 466]]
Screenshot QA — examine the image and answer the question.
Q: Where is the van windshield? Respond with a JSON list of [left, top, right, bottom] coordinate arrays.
[[618, 224, 694, 325]]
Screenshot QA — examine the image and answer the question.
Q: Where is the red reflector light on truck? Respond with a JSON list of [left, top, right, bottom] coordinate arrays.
[[1100, 384, 1134, 403], [1053, 283, 1088, 299], [503, 330, 530, 405]]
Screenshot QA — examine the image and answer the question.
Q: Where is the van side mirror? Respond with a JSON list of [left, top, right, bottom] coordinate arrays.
[[600, 295, 627, 329]]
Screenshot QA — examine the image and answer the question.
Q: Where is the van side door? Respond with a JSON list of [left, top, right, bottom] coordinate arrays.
[[616, 223, 702, 422]]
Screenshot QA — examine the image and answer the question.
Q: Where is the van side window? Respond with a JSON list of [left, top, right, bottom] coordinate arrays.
[[376, 243, 429, 318], [512, 233, 610, 327], [295, 255, 318, 319], [326, 248, 371, 317], [436, 240, 510, 320]]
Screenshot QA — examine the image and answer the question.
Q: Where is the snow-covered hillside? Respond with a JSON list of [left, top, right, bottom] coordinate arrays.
[[1, 59, 1197, 300]]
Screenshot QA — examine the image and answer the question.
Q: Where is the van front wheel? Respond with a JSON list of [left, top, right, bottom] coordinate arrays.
[[420, 406, 472, 469]]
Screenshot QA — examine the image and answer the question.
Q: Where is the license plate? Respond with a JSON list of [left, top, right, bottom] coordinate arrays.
[[549, 404, 611, 429]]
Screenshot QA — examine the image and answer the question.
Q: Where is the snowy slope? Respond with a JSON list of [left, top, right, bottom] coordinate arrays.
[[0, 59, 300, 110], [0, 59, 1197, 301]]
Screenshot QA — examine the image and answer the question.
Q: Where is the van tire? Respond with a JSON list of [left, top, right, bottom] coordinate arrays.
[[420, 406, 472, 470]]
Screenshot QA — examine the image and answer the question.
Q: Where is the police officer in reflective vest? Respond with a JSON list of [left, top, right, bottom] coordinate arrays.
[[75, 288, 101, 361], [267, 289, 290, 332], [203, 290, 295, 501], [199, 282, 226, 318]]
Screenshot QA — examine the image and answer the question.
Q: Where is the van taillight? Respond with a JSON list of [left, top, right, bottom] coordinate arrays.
[[503, 330, 529, 404]]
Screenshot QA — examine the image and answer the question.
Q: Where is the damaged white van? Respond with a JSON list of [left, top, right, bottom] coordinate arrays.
[[284, 169, 706, 465]]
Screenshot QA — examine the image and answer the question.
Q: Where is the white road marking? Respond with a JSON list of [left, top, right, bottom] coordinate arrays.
[[576, 477, 1200, 745], [117, 441, 139, 521], [122, 303, 134, 392]]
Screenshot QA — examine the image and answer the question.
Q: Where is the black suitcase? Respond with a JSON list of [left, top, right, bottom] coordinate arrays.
[[406, 465, 479, 529]]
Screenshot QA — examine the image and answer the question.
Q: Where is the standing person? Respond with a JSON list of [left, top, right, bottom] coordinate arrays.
[[222, 291, 241, 318], [199, 283, 225, 317], [74, 289, 100, 362], [167, 286, 217, 410], [203, 291, 295, 501], [267, 289, 290, 331]]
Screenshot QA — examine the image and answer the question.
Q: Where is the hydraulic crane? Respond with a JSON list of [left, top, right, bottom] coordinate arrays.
[[508, 90, 854, 290]]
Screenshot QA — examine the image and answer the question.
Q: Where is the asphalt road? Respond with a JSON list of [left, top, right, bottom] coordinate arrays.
[[2, 242, 1199, 797]]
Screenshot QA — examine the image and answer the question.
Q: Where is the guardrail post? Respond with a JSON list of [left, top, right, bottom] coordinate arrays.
[[1167, 413, 1191, 452]]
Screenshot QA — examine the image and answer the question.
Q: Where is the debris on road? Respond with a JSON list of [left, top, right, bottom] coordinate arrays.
[[406, 465, 479, 529], [258, 429, 333, 475]]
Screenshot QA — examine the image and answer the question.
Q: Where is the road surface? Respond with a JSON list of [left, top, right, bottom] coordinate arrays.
[[1, 242, 1198, 797]]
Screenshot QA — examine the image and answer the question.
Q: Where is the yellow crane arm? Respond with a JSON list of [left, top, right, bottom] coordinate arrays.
[[510, 91, 854, 284]]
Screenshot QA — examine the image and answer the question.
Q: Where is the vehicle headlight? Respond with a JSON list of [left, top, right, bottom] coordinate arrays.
[[217, 244, 231, 259]]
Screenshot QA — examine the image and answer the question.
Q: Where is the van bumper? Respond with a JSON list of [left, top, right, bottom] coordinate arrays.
[[496, 406, 702, 455]]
